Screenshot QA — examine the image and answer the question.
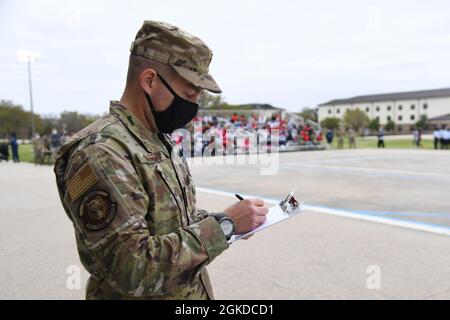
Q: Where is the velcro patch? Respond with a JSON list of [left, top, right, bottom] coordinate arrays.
[[67, 163, 99, 202], [79, 190, 116, 231], [143, 152, 163, 162]]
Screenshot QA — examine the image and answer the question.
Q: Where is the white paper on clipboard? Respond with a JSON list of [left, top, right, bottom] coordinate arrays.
[[229, 189, 303, 243]]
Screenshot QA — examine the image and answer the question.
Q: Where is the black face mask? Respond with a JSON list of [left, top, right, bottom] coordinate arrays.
[[144, 74, 199, 134]]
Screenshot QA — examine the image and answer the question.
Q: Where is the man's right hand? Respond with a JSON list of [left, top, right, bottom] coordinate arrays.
[[223, 198, 269, 234]]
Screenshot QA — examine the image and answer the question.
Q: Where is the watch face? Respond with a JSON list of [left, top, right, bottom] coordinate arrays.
[[221, 219, 234, 236]]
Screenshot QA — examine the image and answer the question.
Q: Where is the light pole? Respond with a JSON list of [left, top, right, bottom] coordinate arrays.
[[18, 50, 40, 139]]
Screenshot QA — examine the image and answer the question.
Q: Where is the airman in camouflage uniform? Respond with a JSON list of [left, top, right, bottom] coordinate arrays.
[[32, 134, 44, 165], [54, 20, 268, 300]]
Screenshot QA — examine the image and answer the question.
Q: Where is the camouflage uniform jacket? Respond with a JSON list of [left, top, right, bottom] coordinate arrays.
[[54, 101, 229, 299]]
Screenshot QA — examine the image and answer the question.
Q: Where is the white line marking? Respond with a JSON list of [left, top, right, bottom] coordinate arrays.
[[196, 187, 450, 237], [284, 163, 450, 178]]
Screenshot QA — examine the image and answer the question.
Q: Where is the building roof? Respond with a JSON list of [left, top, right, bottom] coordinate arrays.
[[319, 88, 450, 106], [235, 103, 283, 110], [429, 113, 450, 122], [200, 103, 283, 111]]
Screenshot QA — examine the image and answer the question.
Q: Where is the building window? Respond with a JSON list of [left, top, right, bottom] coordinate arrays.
[[337, 109, 340, 114], [398, 115, 403, 121], [387, 106, 392, 111], [328, 109, 331, 114], [411, 104, 415, 110], [366, 107, 370, 112], [398, 105, 403, 111], [410, 115, 415, 121], [387, 116, 391, 121], [423, 103, 428, 110], [376, 106, 380, 112]]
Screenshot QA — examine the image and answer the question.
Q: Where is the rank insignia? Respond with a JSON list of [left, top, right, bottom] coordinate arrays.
[[143, 152, 163, 162]]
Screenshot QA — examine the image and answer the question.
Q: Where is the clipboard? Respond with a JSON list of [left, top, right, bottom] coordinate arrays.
[[229, 189, 303, 244]]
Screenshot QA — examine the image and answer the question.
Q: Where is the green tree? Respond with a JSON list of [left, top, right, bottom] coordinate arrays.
[[415, 115, 429, 130], [59, 111, 98, 134], [385, 120, 396, 132], [320, 117, 341, 130], [298, 107, 318, 122], [343, 109, 370, 131], [39, 116, 59, 135], [198, 93, 228, 109], [368, 117, 380, 131], [0, 100, 32, 139], [0, 100, 100, 138]]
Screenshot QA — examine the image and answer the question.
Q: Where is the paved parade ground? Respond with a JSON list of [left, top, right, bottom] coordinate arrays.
[[1, 148, 449, 299]]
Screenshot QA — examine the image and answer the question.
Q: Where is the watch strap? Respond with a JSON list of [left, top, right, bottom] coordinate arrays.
[[212, 212, 226, 223]]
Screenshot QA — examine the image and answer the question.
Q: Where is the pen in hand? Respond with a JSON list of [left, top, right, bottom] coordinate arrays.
[[233, 193, 255, 240]]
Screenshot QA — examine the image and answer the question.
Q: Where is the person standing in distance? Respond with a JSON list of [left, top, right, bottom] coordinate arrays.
[[377, 126, 385, 148]]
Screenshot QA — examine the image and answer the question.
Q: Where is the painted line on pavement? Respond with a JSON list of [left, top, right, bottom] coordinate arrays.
[[196, 187, 450, 237]]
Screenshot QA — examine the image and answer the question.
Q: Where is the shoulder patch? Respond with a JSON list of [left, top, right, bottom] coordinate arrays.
[[67, 163, 99, 202], [79, 190, 116, 231]]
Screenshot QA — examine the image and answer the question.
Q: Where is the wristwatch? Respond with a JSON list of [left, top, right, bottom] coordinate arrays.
[[212, 213, 235, 240]]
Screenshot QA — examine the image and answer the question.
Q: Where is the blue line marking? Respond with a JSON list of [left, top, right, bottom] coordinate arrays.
[[350, 209, 450, 218], [281, 165, 450, 183], [197, 186, 450, 233], [304, 203, 450, 232], [304, 203, 450, 218]]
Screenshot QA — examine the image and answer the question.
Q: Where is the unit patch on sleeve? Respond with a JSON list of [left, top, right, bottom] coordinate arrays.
[[79, 190, 117, 231]]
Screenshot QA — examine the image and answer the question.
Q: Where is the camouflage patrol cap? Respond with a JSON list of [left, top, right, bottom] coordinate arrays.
[[130, 20, 222, 94]]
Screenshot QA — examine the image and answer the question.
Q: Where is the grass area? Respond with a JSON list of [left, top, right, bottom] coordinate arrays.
[[19, 143, 34, 162], [329, 138, 434, 150], [2, 144, 53, 165]]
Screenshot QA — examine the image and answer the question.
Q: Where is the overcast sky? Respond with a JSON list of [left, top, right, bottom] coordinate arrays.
[[1, 0, 450, 116]]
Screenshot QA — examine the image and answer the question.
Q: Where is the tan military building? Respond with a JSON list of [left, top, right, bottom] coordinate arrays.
[[318, 88, 450, 132]]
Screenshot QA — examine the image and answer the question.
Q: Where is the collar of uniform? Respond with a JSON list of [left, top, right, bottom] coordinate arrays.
[[109, 101, 170, 157]]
